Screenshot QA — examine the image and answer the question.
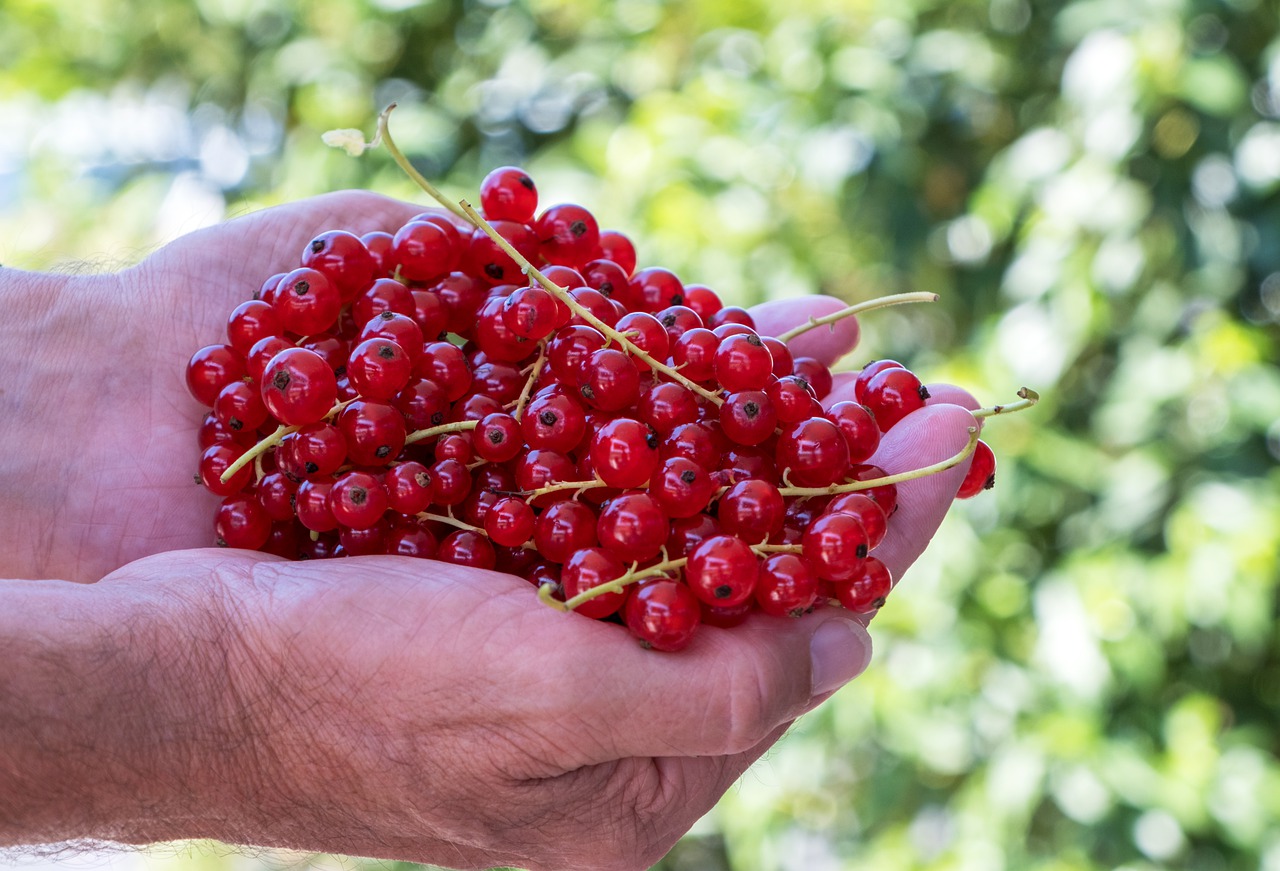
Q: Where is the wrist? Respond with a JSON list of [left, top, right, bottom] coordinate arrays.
[[0, 560, 270, 846]]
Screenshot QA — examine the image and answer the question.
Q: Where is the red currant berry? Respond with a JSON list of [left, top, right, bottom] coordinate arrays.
[[660, 421, 720, 469], [474, 412, 523, 463], [719, 391, 777, 446], [650, 457, 717, 519], [198, 444, 252, 496], [714, 333, 774, 392], [385, 461, 433, 514], [854, 359, 906, 404], [755, 553, 819, 617], [296, 479, 339, 532], [330, 471, 389, 530], [384, 522, 438, 558], [274, 267, 342, 336], [597, 492, 669, 563], [347, 338, 413, 401], [578, 347, 640, 412], [833, 556, 892, 613], [485, 496, 536, 548], [358, 310, 423, 364], [534, 500, 599, 562], [214, 380, 269, 434], [667, 512, 721, 559], [598, 230, 637, 276], [187, 344, 246, 407], [792, 357, 834, 400], [582, 258, 633, 306], [826, 401, 881, 464], [625, 579, 701, 652], [360, 231, 394, 276], [655, 305, 704, 344], [215, 495, 271, 549], [638, 382, 699, 436], [767, 376, 821, 424], [394, 377, 447, 431], [226, 301, 283, 357], [536, 203, 600, 267], [802, 513, 869, 582], [480, 166, 538, 222], [412, 288, 449, 340], [501, 285, 558, 340], [682, 284, 722, 321], [631, 267, 685, 312], [515, 449, 577, 502], [467, 220, 538, 286], [686, 535, 758, 607], [417, 341, 473, 401], [956, 439, 996, 498], [616, 311, 670, 368], [256, 472, 298, 522], [391, 220, 457, 283], [708, 306, 755, 330], [292, 422, 347, 478], [776, 417, 850, 488], [437, 530, 496, 570], [590, 418, 659, 488], [337, 400, 407, 465], [863, 366, 929, 430], [246, 336, 293, 384], [671, 328, 719, 382], [561, 548, 627, 619], [261, 348, 338, 427], [718, 478, 785, 543], [430, 457, 472, 506], [849, 464, 898, 515], [761, 337, 793, 379], [825, 493, 888, 549], [301, 230, 377, 303]]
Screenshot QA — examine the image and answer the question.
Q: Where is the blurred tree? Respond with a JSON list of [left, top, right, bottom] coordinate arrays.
[[3, 0, 1279, 869]]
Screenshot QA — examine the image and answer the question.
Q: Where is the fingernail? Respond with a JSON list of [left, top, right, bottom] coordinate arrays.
[[809, 618, 873, 697]]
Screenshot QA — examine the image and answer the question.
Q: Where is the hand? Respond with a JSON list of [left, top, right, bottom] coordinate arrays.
[[1, 192, 421, 581], [1, 195, 980, 870]]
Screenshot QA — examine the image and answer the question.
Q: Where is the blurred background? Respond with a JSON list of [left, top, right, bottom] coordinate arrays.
[[3, 0, 1279, 868]]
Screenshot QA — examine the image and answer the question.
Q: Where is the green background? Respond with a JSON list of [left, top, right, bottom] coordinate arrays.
[[3, 0, 1280, 868]]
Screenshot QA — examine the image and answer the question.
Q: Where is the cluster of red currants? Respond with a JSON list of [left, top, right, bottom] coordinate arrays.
[[188, 166, 997, 651]]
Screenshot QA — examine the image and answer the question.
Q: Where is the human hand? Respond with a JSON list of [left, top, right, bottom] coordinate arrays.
[[1, 192, 421, 581]]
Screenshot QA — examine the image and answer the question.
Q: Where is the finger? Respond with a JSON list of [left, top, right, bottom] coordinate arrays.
[[562, 610, 872, 762], [747, 296, 861, 366], [864, 402, 977, 585]]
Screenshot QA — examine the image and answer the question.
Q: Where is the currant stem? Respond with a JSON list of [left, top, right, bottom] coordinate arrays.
[[774, 292, 940, 344], [404, 419, 479, 446], [220, 424, 290, 484], [777, 425, 981, 498], [457, 200, 726, 407], [418, 511, 484, 534], [513, 341, 549, 421], [560, 558, 690, 612], [972, 386, 1040, 419], [376, 104, 473, 225], [517, 476, 609, 501]]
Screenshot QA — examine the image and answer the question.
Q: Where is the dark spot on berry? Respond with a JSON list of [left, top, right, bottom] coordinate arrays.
[[581, 385, 595, 400], [484, 263, 504, 280], [856, 543, 868, 559], [414, 471, 431, 488], [228, 417, 243, 431], [310, 239, 326, 254], [304, 462, 318, 474], [983, 473, 996, 490], [680, 469, 697, 484], [350, 487, 368, 505], [289, 494, 297, 510], [378, 344, 397, 359], [638, 639, 653, 650], [379, 311, 395, 321], [918, 385, 931, 400], [334, 365, 346, 379], [747, 334, 762, 346], [216, 537, 228, 547], [488, 430, 504, 445], [430, 412, 444, 425], [744, 401, 760, 418], [272, 370, 291, 390], [518, 175, 534, 190], [646, 431, 659, 449], [671, 293, 683, 305], [661, 313, 676, 327], [193, 473, 201, 485], [599, 282, 613, 297], [872, 596, 887, 609], [539, 410, 558, 426], [376, 446, 391, 458], [570, 220, 588, 238], [714, 584, 732, 599], [293, 280, 310, 296]]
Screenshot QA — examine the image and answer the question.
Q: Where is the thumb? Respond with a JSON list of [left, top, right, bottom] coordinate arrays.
[[571, 609, 872, 762]]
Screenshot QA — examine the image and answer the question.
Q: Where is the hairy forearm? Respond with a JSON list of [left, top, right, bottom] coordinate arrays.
[[0, 571, 256, 847]]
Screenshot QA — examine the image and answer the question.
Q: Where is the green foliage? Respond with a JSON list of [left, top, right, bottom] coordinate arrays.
[[4, 0, 1279, 868]]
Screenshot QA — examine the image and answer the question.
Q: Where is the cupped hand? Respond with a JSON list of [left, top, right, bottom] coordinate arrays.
[[11, 192, 421, 581]]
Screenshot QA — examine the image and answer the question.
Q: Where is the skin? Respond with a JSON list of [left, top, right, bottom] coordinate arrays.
[[0, 191, 978, 870]]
